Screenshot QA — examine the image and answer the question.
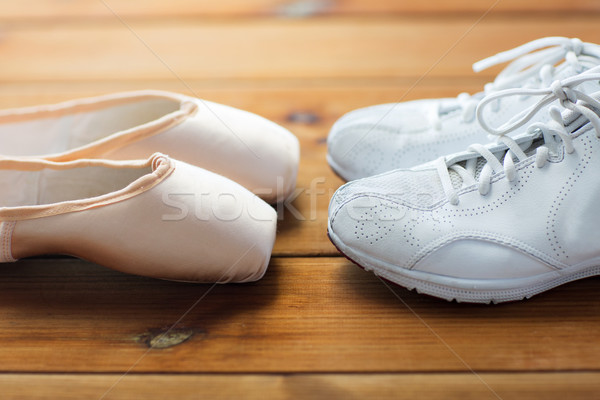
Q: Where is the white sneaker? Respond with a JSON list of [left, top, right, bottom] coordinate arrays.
[[328, 69, 600, 303], [327, 37, 600, 181]]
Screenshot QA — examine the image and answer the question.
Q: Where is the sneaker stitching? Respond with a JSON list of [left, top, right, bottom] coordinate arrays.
[[546, 135, 593, 260]]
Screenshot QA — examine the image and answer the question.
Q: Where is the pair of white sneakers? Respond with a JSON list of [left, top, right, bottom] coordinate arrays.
[[0, 91, 300, 283], [327, 37, 600, 303]]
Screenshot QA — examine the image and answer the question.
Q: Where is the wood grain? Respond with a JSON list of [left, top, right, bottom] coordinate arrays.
[[0, 17, 598, 82], [0, 79, 486, 123], [1, 1, 600, 398], [0, 0, 598, 20], [1, 372, 599, 400], [0, 258, 598, 373]]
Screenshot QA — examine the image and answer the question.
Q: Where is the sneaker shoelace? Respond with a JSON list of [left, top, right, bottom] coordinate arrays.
[[435, 68, 600, 205], [429, 37, 596, 130]]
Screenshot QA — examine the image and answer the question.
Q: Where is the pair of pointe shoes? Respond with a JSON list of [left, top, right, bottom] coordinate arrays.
[[0, 90, 300, 283]]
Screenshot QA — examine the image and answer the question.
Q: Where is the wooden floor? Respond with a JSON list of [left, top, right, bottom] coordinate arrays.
[[2, 1, 600, 399]]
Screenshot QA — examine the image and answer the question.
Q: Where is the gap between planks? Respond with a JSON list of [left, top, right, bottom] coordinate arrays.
[[0, 372, 599, 400], [0, 258, 598, 373], [0, 0, 599, 20]]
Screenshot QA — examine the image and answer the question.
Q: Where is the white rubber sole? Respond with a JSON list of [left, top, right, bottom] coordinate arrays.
[[328, 225, 600, 304]]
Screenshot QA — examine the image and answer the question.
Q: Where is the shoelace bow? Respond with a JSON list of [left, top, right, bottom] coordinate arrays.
[[430, 37, 593, 130], [436, 68, 600, 205]]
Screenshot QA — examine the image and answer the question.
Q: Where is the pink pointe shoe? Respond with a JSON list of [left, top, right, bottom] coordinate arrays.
[[0, 90, 299, 203], [0, 153, 277, 283]]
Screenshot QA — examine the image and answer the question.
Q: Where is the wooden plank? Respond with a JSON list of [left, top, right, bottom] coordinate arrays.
[[0, 80, 485, 256], [1, 372, 600, 400], [0, 257, 599, 373], [0, 79, 486, 123], [0, 17, 598, 82], [0, 0, 598, 20]]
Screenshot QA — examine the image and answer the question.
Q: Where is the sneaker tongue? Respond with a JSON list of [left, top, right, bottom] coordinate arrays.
[[447, 134, 539, 190], [448, 159, 487, 190], [563, 90, 600, 134], [447, 156, 501, 190], [448, 90, 600, 191], [448, 168, 464, 190]]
